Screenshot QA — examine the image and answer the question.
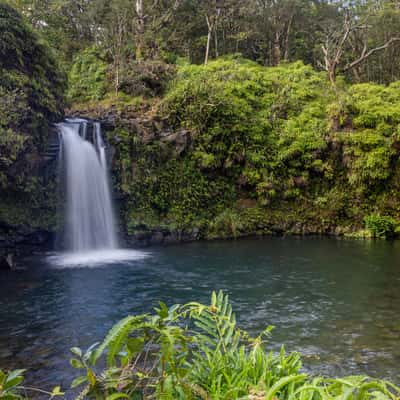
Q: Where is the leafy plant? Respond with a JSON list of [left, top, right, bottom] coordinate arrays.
[[67, 46, 108, 102], [0, 369, 63, 399], [364, 214, 397, 238], [69, 292, 400, 400], [70, 291, 302, 399]]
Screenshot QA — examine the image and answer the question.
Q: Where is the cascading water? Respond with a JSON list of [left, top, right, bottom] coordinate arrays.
[[49, 118, 148, 267], [59, 120, 117, 251]]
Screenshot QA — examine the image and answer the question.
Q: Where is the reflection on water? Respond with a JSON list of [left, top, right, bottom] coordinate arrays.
[[0, 237, 399, 391]]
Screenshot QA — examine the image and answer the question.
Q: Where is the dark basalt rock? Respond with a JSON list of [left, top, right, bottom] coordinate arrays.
[[126, 227, 200, 247], [0, 224, 54, 261]]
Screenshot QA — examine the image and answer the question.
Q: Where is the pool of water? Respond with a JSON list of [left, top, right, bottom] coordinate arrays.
[[1, 237, 400, 392]]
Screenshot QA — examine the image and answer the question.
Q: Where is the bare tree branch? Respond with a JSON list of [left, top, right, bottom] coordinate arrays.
[[343, 37, 400, 72]]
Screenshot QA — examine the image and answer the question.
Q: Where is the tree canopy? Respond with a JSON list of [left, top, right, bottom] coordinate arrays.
[[7, 0, 400, 87]]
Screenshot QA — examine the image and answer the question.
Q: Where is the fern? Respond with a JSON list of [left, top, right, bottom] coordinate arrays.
[[92, 315, 146, 367], [67, 292, 400, 400]]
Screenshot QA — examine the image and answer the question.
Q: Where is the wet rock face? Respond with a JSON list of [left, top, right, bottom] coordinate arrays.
[[0, 223, 54, 262], [67, 104, 193, 156], [125, 228, 200, 247]]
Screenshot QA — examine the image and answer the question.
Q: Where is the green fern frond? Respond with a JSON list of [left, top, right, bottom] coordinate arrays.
[[92, 315, 146, 367]]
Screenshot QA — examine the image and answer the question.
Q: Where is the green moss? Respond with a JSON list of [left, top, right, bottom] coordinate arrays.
[[0, 3, 65, 231]]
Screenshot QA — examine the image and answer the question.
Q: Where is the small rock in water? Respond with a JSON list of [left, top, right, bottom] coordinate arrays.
[[0, 253, 14, 270]]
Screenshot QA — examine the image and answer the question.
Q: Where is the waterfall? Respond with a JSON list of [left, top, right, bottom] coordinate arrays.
[[57, 119, 118, 252]]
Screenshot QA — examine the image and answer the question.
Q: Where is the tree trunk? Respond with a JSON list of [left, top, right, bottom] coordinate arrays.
[[214, 25, 219, 58], [328, 65, 336, 85], [272, 31, 281, 65], [115, 63, 119, 96], [205, 16, 212, 64], [135, 0, 145, 60], [283, 15, 293, 61]]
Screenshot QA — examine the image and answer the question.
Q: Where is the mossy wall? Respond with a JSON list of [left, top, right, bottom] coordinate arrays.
[[0, 3, 65, 249]]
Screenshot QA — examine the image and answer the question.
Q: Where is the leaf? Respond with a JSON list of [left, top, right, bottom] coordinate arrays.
[[211, 291, 217, 307], [265, 374, 307, 400], [83, 342, 100, 362], [5, 369, 25, 383], [50, 386, 64, 397], [71, 375, 88, 389], [70, 347, 82, 358], [106, 393, 129, 400], [70, 358, 84, 369], [127, 337, 145, 354], [91, 315, 145, 366], [3, 376, 24, 390], [87, 369, 97, 387], [0, 373, 5, 387], [157, 301, 169, 318]]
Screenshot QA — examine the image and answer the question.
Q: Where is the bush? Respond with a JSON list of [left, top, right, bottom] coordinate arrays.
[[208, 208, 244, 238], [161, 59, 331, 200], [364, 214, 397, 238], [2, 293, 400, 399], [0, 369, 63, 399], [118, 60, 176, 97], [69, 292, 400, 399], [100, 58, 400, 236], [67, 47, 108, 102]]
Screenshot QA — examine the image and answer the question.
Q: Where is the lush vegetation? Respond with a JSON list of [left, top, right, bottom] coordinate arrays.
[[98, 59, 400, 239], [2, 0, 400, 240], [9, 0, 400, 86], [2, 2, 400, 398], [0, 3, 65, 233], [0, 3, 65, 185], [2, 292, 400, 399]]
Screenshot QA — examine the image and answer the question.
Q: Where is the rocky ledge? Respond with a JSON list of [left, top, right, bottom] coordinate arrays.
[[0, 224, 54, 270]]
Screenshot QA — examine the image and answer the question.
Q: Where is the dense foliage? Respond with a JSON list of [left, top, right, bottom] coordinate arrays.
[[104, 59, 400, 239], [67, 47, 108, 102], [3, 292, 400, 399], [2, 0, 400, 240], [0, 2, 65, 231], [9, 0, 400, 86]]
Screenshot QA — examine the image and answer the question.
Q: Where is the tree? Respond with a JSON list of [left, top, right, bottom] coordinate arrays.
[[320, 5, 400, 84]]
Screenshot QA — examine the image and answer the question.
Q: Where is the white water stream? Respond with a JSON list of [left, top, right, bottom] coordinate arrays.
[[51, 119, 147, 267]]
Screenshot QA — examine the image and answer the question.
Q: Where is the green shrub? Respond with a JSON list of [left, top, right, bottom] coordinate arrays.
[[0, 369, 63, 399], [69, 292, 400, 399], [207, 208, 244, 238], [69, 291, 302, 399], [67, 46, 108, 102], [160, 59, 332, 202], [102, 59, 400, 237], [364, 214, 397, 238], [118, 59, 175, 97]]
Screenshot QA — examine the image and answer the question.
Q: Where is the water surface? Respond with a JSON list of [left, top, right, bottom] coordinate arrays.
[[1, 237, 400, 391]]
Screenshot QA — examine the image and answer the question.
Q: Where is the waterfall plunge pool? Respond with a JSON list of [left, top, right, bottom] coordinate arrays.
[[0, 236, 400, 391], [46, 249, 149, 268]]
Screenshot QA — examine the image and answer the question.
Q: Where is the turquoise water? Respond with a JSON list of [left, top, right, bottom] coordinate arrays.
[[0, 237, 399, 391]]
